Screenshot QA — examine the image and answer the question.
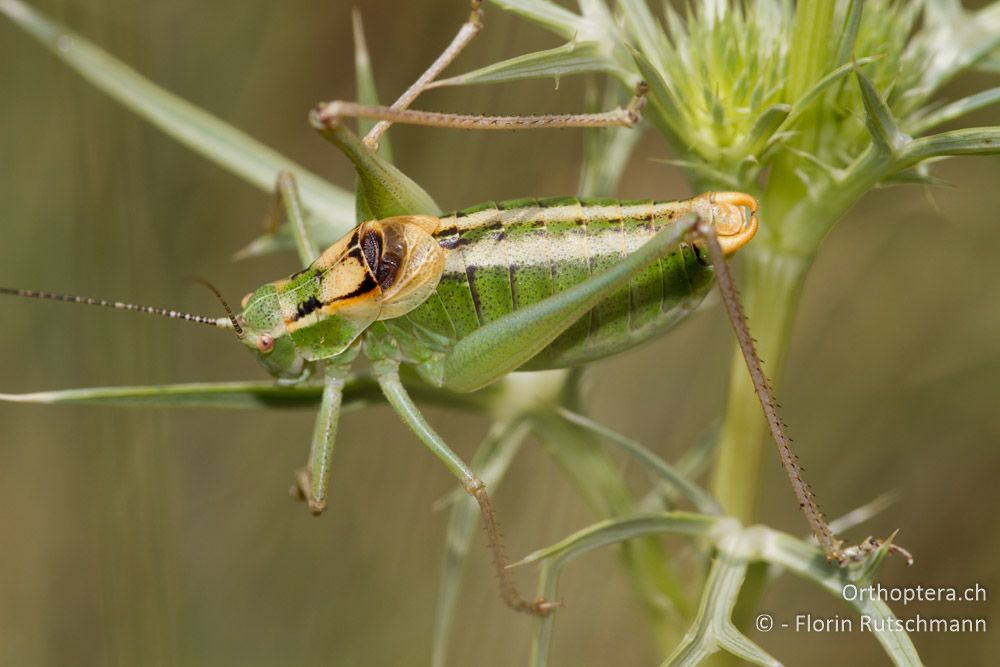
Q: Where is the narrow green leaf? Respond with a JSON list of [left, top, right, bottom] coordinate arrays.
[[738, 103, 791, 157], [714, 625, 782, 667], [896, 126, 1000, 169], [0, 0, 354, 234], [674, 421, 720, 482], [352, 9, 394, 162], [618, 0, 670, 68], [524, 512, 719, 666], [556, 407, 722, 515], [881, 169, 952, 188], [232, 225, 304, 261], [312, 122, 440, 221], [629, 49, 687, 156], [854, 534, 895, 584], [530, 413, 696, 649], [826, 493, 900, 536], [435, 41, 625, 87], [515, 512, 717, 566], [770, 57, 878, 146], [855, 66, 911, 155], [834, 0, 863, 66], [908, 86, 1000, 135], [0, 374, 495, 412], [763, 531, 923, 666], [781, 145, 844, 180], [0, 381, 327, 410], [488, 0, 588, 40]]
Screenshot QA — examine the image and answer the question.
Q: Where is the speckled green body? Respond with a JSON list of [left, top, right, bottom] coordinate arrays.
[[370, 197, 715, 386]]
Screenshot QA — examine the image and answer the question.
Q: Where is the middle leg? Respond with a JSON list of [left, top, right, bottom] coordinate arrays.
[[370, 356, 557, 617]]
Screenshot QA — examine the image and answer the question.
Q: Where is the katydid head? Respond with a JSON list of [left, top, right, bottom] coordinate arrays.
[[692, 192, 759, 255], [238, 283, 311, 382], [234, 215, 445, 381]]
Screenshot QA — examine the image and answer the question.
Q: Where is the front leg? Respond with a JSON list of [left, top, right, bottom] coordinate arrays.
[[292, 363, 350, 514], [261, 171, 320, 266]]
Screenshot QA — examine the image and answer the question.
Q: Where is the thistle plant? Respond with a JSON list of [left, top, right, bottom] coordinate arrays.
[[447, 0, 1000, 524], [1, 1, 998, 666]]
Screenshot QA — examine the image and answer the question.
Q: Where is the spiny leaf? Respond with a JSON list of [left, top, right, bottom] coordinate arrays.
[[834, 0, 863, 66], [524, 513, 719, 666], [855, 66, 911, 156], [530, 414, 696, 642], [908, 86, 1000, 135], [434, 40, 626, 87], [0, 374, 495, 412], [629, 49, 687, 155], [515, 513, 717, 567], [763, 530, 923, 666], [897, 126, 1000, 169], [618, 0, 671, 66], [487, 0, 587, 40], [556, 407, 722, 515], [777, 53, 880, 142], [0, 381, 328, 410], [738, 103, 791, 157]]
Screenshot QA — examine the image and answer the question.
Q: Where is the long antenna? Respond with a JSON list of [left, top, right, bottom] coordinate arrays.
[[0, 286, 236, 331], [191, 277, 244, 337]]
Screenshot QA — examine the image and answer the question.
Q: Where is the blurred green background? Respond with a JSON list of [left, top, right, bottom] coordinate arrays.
[[1, 1, 998, 665]]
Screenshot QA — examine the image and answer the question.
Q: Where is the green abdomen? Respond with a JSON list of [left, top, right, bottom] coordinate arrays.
[[390, 196, 714, 371]]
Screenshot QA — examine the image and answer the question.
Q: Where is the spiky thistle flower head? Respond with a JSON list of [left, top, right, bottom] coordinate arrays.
[[460, 0, 1000, 253]]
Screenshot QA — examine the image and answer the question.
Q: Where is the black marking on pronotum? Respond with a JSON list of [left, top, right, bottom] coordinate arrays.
[[295, 295, 323, 320], [339, 273, 379, 301]]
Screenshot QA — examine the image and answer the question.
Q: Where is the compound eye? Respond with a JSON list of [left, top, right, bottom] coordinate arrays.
[[256, 334, 275, 354], [241, 292, 253, 309]]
